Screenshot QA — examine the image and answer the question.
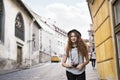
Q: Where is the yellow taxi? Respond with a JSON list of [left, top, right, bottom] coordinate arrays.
[[51, 56, 61, 62]]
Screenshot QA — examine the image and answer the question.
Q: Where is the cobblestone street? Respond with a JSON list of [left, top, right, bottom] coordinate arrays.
[[0, 63, 67, 80], [0, 62, 99, 80]]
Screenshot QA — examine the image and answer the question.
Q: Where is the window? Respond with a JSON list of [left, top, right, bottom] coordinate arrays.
[[113, 0, 120, 26], [116, 32, 120, 76], [15, 13, 25, 41], [116, 32, 120, 64], [113, 0, 120, 79]]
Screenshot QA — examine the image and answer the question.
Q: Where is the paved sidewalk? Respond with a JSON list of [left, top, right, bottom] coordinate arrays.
[[0, 63, 45, 75], [86, 62, 100, 80]]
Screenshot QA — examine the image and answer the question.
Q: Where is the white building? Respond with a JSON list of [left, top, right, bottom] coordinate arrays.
[[88, 24, 95, 52], [53, 25, 67, 56], [0, 0, 68, 72], [29, 12, 55, 62], [27, 11, 68, 61], [0, 0, 41, 71], [30, 11, 67, 57]]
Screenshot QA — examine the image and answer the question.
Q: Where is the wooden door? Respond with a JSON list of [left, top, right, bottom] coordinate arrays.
[[17, 46, 22, 66]]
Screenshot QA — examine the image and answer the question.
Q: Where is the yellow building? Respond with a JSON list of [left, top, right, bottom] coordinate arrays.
[[87, 0, 120, 80]]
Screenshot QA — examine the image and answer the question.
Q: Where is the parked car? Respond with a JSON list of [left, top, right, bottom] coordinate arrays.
[[51, 56, 61, 62]]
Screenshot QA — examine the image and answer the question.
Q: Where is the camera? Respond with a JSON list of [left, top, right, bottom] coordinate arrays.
[[72, 64, 78, 67]]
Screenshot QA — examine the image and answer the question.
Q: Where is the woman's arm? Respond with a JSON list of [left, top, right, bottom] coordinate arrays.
[[62, 55, 69, 67], [83, 53, 90, 67], [62, 55, 73, 68], [77, 53, 89, 70]]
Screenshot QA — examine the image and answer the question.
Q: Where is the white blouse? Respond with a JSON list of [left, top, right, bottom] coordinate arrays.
[[66, 47, 85, 75]]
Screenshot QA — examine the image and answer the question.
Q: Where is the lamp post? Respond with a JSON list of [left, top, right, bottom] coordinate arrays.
[[32, 33, 35, 41]]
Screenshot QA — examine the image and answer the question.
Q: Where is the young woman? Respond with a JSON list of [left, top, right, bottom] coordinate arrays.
[[62, 29, 89, 80]]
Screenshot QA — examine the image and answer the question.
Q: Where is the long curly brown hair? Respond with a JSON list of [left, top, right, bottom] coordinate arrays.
[[66, 29, 88, 57]]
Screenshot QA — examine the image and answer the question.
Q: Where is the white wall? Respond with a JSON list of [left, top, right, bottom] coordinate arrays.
[[41, 29, 53, 55], [0, 0, 38, 69]]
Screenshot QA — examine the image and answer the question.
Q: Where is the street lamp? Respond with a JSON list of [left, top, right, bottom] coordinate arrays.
[[27, 34, 35, 42], [32, 33, 35, 41]]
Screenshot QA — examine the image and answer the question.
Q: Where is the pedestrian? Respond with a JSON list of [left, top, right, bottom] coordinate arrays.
[[90, 48, 96, 70], [62, 29, 89, 80]]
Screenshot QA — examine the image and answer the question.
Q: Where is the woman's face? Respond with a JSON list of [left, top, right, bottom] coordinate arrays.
[[70, 32, 77, 43]]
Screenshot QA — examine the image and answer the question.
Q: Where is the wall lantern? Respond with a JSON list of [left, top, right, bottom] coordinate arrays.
[[32, 33, 35, 41]]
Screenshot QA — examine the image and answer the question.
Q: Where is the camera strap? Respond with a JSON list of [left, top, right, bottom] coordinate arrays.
[[70, 49, 80, 64]]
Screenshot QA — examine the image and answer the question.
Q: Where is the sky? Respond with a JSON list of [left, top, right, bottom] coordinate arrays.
[[22, 0, 92, 39]]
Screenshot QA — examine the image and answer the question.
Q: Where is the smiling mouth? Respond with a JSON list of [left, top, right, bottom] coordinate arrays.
[[72, 40, 76, 42]]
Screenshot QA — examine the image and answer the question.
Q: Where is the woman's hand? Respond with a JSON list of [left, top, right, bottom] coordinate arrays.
[[76, 63, 84, 70], [65, 62, 73, 68], [67, 63, 73, 68], [62, 55, 73, 68]]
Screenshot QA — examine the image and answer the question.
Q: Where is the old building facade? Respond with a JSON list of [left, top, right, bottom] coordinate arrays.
[[87, 0, 120, 79], [88, 24, 95, 52], [53, 25, 67, 55], [0, 0, 68, 72], [0, 0, 41, 71]]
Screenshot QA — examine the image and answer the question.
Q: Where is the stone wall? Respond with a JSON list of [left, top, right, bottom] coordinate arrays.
[[0, 58, 17, 71]]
